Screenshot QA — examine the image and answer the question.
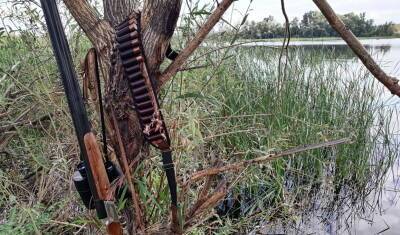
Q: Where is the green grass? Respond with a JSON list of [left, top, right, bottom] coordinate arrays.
[[165, 44, 397, 233], [0, 35, 98, 234], [0, 33, 398, 234]]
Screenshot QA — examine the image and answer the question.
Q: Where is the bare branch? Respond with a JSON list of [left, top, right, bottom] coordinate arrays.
[[110, 108, 145, 233], [185, 160, 223, 220], [313, 0, 400, 96], [182, 137, 352, 187], [278, 0, 291, 84], [184, 180, 227, 229], [63, 0, 113, 49], [158, 0, 235, 88]]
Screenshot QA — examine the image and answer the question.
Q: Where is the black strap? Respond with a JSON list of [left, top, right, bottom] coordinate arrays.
[[164, 45, 179, 207], [166, 44, 179, 61], [40, 0, 107, 219], [115, 15, 178, 209], [162, 151, 178, 207], [93, 50, 109, 161]]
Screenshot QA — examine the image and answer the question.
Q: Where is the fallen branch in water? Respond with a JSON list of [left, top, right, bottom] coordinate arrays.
[[181, 137, 352, 187], [313, 0, 400, 97]]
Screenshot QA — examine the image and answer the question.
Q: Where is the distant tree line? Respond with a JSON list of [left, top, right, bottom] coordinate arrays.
[[239, 11, 397, 39]]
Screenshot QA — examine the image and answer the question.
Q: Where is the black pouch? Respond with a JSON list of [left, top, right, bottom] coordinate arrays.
[[73, 160, 129, 209]]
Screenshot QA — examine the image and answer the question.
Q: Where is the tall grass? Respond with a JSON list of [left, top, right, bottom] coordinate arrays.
[[164, 45, 398, 233], [0, 35, 398, 234], [0, 35, 96, 234]]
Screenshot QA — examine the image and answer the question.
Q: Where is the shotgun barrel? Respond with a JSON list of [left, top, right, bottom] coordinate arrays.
[[40, 1, 122, 234]]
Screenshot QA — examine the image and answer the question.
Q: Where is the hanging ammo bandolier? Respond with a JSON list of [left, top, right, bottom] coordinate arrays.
[[40, 0, 179, 234], [113, 11, 178, 212]]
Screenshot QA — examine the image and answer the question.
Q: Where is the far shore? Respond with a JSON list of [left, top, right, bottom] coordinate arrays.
[[238, 36, 400, 43]]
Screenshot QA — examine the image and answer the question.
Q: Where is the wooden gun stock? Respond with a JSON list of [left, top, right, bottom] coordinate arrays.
[[84, 133, 123, 235], [40, 1, 123, 234], [107, 222, 124, 235], [84, 133, 112, 200]]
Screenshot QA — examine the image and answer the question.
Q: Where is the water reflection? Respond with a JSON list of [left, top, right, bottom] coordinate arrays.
[[295, 44, 393, 59], [290, 39, 398, 234], [219, 39, 400, 234]]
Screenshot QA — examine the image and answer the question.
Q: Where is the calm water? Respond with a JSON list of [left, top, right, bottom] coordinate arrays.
[[351, 39, 400, 235], [248, 38, 400, 234]]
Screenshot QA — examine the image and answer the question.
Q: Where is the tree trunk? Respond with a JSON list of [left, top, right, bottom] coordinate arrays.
[[104, 0, 183, 163], [142, 0, 182, 80], [63, 0, 182, 232], [63, 0, 181, 161]]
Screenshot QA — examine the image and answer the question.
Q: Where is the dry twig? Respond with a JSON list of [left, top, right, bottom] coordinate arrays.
[[184, 179, 227, 229], [182, 137, 352, 187], [158, 0, 235, 88], [185, 160, 224, 220], [110, 108, 145, 232], [278, 0, 291, 84]]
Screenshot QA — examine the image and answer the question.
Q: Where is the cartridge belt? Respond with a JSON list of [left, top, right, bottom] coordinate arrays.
[[114, 11, 178, 208]]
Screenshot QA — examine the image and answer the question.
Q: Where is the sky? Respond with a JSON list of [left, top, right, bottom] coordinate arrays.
[[0, 0, 398, 30], [207, 0, 400, 24]]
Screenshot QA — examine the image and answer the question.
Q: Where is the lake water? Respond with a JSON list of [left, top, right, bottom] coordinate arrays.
[[349, 39, 400, 235], [247, 38, 400, 234]]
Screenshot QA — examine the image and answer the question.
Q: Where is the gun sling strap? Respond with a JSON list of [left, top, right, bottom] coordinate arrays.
[[114, 12, 178, 208], [42, 0, 178, 230], [40, 2, 123, 233]]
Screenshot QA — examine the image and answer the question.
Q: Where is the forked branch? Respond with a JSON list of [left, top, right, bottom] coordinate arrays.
[[63, 0, 113, 49], [158, 0, 235, 88]]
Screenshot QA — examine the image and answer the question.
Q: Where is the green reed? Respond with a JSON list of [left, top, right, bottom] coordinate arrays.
[[0, 34, 398, 234], [167, 45, 398, 233]]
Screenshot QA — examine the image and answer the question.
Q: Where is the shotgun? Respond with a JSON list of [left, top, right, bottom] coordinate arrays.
[[40, 1, 122, 234]]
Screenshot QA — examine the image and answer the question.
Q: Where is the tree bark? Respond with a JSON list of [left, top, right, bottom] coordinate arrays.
[[142, 0, 182, 81], [102, 0, 144, 163], [63, 0, 114, 88], [104, 0, 139, 25], [63, 0, 182, 232], [60, 0, 233, 232], [63, 0, 182, 163]]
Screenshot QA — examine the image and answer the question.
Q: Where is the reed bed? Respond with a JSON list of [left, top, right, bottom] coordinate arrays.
[[0, 34, 398, 234]]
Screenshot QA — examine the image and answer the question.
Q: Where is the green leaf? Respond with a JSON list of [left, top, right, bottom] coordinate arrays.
[[192, 10, 211, 16], [241, 14, 249, 26]]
